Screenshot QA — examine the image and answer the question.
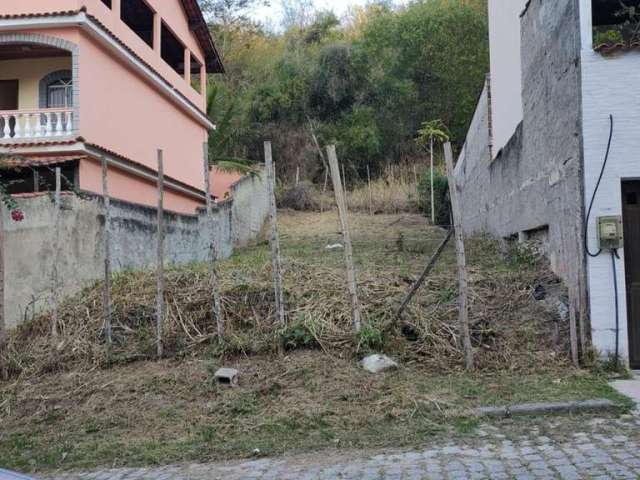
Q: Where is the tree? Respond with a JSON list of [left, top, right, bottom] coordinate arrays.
[[207, 84, 258, 174], [199, 0, 269, 59], [416, 119, 450, 224]]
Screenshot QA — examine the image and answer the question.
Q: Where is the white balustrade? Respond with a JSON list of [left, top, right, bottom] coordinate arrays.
[[0, 109, 74, 141]]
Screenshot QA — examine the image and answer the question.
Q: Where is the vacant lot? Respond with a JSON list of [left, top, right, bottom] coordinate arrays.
[[0, 211, 631, 473]]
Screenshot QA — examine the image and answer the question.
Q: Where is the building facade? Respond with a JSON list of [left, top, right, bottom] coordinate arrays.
[[0, 0, 223, 214], [456, 0, 640, 368]]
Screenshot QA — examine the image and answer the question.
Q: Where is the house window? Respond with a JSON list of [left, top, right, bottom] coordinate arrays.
[[592, 0, 640, 48], [121, 0, 155, 48], [47, 78, 73, 108], [190, 53, 203, 93], [101, 0, 112, 8], [161, 22, 185, 76], [39, 70, 73, 108]]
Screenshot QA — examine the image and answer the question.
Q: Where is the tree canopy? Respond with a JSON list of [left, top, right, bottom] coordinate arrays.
[[201, 0, 489, 182]]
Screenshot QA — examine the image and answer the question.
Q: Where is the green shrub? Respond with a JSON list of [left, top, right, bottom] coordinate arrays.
[[356, 323, 386, 352], [417, 170, 450, 225], [279, 318, 318, 351], [593, 28, 624, 46]]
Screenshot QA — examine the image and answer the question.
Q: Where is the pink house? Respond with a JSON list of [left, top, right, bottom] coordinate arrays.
[[0, 0, 223, 214]]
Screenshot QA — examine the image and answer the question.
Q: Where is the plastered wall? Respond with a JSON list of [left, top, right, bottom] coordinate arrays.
[[1, 171, 268, 330]]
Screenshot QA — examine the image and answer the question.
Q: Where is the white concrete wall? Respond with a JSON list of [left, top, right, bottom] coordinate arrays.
[[579, 0, 640, 361], [488, 0, 527, 157]]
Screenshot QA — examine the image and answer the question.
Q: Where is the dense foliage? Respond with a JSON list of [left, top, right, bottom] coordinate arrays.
[[201, 0, 489, 184]]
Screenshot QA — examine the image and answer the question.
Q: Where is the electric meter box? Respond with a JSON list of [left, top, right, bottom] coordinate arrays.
[[597, 216, 623, 250]]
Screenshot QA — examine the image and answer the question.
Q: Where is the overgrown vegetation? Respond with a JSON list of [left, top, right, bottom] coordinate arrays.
[[201, 0, 489, 185], [0, 211, 631, 473], [0, 212, 575, 377]]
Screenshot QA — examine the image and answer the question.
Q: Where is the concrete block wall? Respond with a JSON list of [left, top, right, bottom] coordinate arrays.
[[454, 0, 589, 346], [1, 171, 268, 330]]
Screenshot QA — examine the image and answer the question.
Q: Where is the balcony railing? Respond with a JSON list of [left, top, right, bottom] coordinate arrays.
[[0, 108, 74, 141]]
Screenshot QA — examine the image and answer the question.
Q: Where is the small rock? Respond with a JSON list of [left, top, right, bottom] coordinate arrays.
[[214, 367, 239, 387], [532, 284, 546, 300], [361, 354, 398, 373]]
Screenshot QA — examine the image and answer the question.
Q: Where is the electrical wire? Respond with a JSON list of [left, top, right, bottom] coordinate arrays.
[[611, 249, 620, 368], [584, 114, 614, 258]]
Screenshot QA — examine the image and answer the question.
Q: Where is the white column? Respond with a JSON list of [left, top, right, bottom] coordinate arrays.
[[55, 112, 64, 136], [23, 114, 32, 138], [12, 114, 22, 139], [45, 112, 52, 137], [65, 111, 73, 136], [2, 115, 10, 139]]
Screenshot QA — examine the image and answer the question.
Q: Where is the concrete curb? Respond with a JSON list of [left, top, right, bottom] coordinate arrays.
[[474, 399, 618, 418]]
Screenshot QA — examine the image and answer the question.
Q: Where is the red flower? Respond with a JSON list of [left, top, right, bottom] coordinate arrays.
[[10, 209, 24, 222]]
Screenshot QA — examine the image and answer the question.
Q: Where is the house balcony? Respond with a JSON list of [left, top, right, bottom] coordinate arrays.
[[0, 42, 76, 145], [0, 108, 74, 142]]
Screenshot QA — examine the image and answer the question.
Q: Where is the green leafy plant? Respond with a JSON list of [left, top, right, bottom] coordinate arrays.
[[356, 323, 386, 351], [278, 317, 318, 350], [593, 28, 624, 46], [417, 169, 450, 226], [416, 120, 450, 224], [207, 84, 259, 176]]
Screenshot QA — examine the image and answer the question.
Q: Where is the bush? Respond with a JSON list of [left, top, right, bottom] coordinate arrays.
[[278, 181, 320, 211], [417, 169, 450, 225]]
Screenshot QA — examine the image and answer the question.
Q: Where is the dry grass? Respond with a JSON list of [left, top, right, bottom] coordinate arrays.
[[0, 352, 629, 473], [280, 164, 423, 215], [344, 164, 422, 214], [0, 211, 631, 473], [2, 211, 567, 380]]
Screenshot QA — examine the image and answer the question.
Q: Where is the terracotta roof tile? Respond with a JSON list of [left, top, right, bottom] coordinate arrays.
[[1, 155, 85, 167], [0, 10, 80, 20], [594, 41, 640, 54], [0, 138, 79, 148], [179, 0, 224, 73]]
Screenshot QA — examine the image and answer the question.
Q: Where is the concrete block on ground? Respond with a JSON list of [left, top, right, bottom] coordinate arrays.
[[214, 367, 239, 387]]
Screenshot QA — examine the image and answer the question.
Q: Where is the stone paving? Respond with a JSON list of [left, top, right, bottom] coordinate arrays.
[[46, 414, 640, 480]]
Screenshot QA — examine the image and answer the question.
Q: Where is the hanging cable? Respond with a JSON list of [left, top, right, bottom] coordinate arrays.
[[584, 114, 614, 258], [611, 249, 620, 368]]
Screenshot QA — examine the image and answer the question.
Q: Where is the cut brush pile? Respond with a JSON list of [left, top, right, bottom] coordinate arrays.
[[1, 211, 570, 381]]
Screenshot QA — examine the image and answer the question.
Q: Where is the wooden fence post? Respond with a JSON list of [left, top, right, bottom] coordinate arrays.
[[264, 141, 285, 326], [156, 150, 165, 358], [50, 166, 61, 338], [367, 164, 373, 216], [203, 143, 224, 340], [430, 137, 436, 225], [444, 142, 473, 370], [0, 208, 4, 341], [327, 145, 362, 332], [101, 155, 113, 344]]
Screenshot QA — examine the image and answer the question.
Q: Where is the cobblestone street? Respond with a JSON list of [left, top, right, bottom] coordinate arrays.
[[46, 413, 640, 480]]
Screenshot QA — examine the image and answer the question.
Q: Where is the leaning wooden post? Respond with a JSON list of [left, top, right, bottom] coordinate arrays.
[[203, 143, 224, 340], [156, 150, 165, 358], [327, 145, 362, 332], [101, 155, 113, 345], [396, 228, 453, 319], [430, 137, 436, 225], [50, 166, 61, 338], [366, 164, 373, 216], [264, 141, 285, 326], [444, 142, 473, 370], [0, 207, 4, 341]]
